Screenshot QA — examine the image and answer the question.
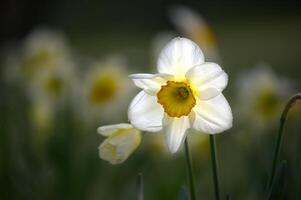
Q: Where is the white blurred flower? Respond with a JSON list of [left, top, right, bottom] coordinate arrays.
[[3, 27, 72, 86], [20, 27, 72, 81], [29, 63, 75, 106], [78, 56, 134, 124], [236, 64, 292, 126], [97, 123, 141, 164], [128, 37, 232, 153], [4, 27, 75, 105], [169, 5, 220, 61], [17, 27, 76, 130]]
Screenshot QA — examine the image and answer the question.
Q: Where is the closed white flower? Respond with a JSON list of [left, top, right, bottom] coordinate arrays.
[[128, 37, 232, 153], [97, 123, 141, 164]]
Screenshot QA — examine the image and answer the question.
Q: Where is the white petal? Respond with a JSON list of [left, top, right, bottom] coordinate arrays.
[[128, 91, 164, 132], [129, 73, 172, 95], [157, 37, 204, 80], [98, 128, 141, 164], [163, 115, 190, 153], [186, 62, 228, 99], [97, 123, 133, 136], [192, 94, 232, 134], [198, 87, 221, 100]]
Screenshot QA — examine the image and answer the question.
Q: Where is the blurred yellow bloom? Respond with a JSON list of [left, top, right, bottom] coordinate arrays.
[[16, 27, 76, 132], [97, 123, 141, 164], [236, 65, 292, 126], [79, 56, 134, 123], [20, 27, 72, 81], [30, 66, 75, 104], [169, 5, 220, 61]]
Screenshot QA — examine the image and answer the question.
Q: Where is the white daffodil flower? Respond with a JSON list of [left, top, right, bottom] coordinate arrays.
[[128, 37, 232, 153], [97, 123, 141, 164]]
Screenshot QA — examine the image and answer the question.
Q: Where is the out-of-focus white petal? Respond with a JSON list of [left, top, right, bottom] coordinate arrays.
[[186, 62, 228, 99], [163, 115, 190, 153], [129, 73, 172, 95], [192, 94, 232, 134], [97, 123, 133, 136], [157, 37, 204, 81], [98, 128, 141, 164], [128, 91, 164, 132]]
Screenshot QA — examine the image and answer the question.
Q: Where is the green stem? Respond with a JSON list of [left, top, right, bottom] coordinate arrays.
[[184, 138, 196, 200], [268, 93, 301, 188], [136, 173, 143, 200], [297, 155, 301, 200], [226, 194, 231, 200], [266, 160, 287, 200], [209, 135, 220, 200]]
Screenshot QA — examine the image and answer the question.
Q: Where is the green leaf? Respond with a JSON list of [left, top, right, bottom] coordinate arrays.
[[266, 160, 287, 200]]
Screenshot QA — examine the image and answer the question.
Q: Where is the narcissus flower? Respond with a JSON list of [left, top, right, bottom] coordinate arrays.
[[236, 65, 292, 126], [20, 27, 72, 81], [97, 123, 141, 164], [78, 56, 134, 124], [128, 37, 232, 153]]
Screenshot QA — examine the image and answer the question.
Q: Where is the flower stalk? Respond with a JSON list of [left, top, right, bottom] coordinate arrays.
[[184, 138, 196, 200], [136, 173, 144, 200], [209, 135, 220, 200], [268, 93, 301, 188]]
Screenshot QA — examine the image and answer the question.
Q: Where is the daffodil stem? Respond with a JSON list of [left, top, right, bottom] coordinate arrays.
[[184, 138, 196, 200], [268, 93, 301, 189], [297, 155, 301, 200], [136, 173, 144, 200], [209, 135, 220, 200]]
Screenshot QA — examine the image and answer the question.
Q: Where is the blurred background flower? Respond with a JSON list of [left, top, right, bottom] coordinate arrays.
[[235, 64, 293, 128], [76, 55, 134, 126], [169, 5, 220, 61], [6, 28, 73, 84]]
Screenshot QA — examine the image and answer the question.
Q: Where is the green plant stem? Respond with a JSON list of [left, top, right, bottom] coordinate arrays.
[[297, 155, 301, 200], [209, 135, 220, 200], [226, 194, 231, 200], [136, 173, 143, 200], [268, 93, 301, 188], [266, 160, 287, 200], [184, 138, 196, 200]]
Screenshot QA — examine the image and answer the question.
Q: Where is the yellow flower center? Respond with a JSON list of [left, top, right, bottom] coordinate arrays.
[[157, 81, 196, 117], [89, 76, 117, 104], [44, 76, 63, 97], [255, 89, 279, 118]]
